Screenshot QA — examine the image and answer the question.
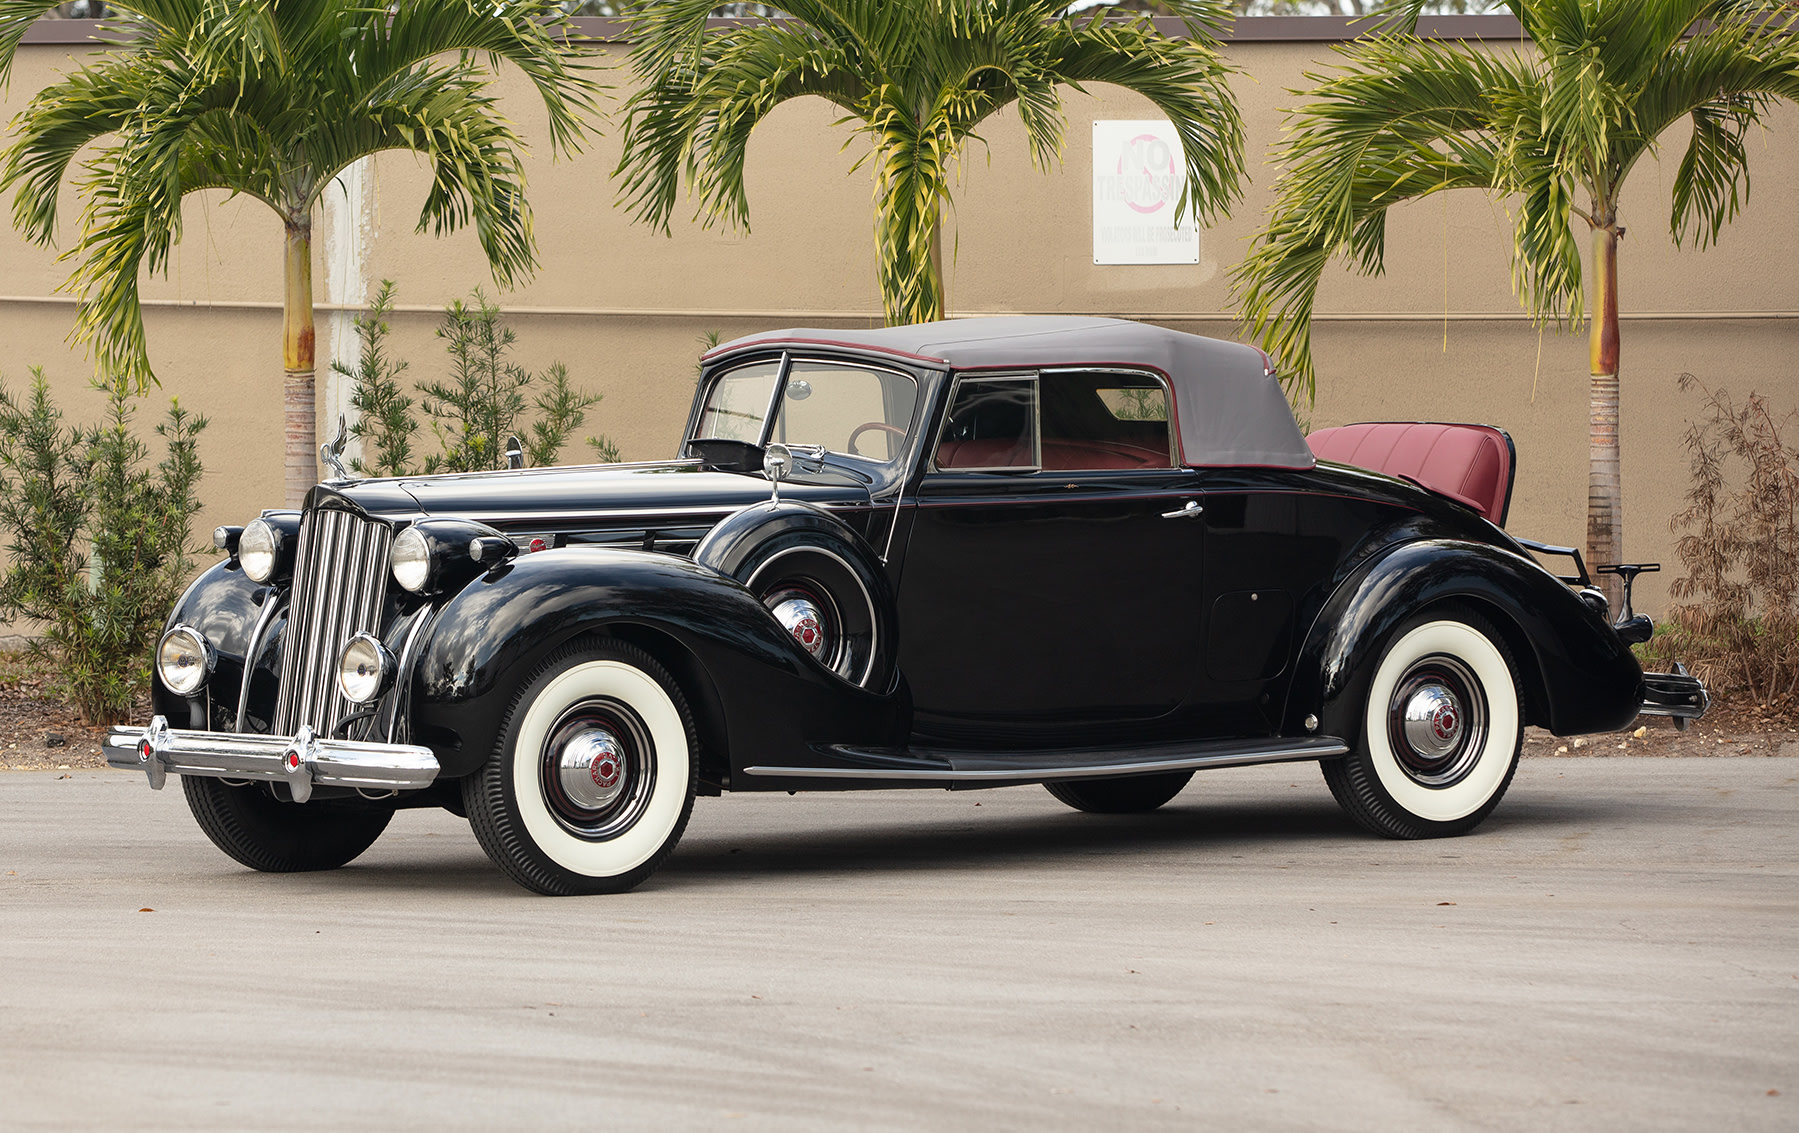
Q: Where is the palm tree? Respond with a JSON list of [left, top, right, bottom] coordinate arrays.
[[614, 0, 1244, 326], [0, 0, 600, 505], [1233, 0, 1799, 605]]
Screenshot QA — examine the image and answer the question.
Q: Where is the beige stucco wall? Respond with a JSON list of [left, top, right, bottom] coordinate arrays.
[[3, 23, 1797, 618]]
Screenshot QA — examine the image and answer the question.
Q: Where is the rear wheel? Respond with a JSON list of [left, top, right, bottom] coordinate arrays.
[[1045, 771, 1194, 814], [182, 776, 393, 872], [1323, 608, 1522, 839], [465, 640, 697, 895]]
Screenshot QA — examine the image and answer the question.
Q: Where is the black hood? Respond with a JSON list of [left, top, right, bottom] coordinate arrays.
[[317, 459, 872, 537]]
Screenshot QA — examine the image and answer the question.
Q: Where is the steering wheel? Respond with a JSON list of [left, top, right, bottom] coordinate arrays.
[[846, 421, 907, 457]]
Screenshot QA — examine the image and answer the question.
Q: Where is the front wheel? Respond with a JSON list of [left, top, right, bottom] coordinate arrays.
[[465, 640, 697, 895], [1322, 608, 1522, 839], [182, 777, 393, 872]]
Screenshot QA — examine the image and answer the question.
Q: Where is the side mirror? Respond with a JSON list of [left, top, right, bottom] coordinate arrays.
[[764, 443, 792, 502]]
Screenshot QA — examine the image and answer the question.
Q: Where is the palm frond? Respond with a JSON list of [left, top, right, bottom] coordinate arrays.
[[351, 0, 602, 157], [1, 61, 144, 244], [1628, 12, 1799, 248], [1234, 36, 1527, 394], [0, 0, 67, 81], [1045, 13, 1243, 228], [616, 20, 863, 232], [1, 0, 600, 392], [617, 0, 1241, 325]]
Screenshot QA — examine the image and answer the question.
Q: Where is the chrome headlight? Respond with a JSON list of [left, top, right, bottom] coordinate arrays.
[[391, 527, 431, 593], [157, 625, 215, 696], [336, 633, 396, 704], [240, 518, 280, 583]]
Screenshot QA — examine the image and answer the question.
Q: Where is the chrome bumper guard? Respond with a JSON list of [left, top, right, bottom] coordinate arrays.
[[1639, 663, 1710, 725], [105, 715, 439, 803]]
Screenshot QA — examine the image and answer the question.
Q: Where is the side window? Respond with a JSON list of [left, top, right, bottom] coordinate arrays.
[[935, 377, 1038, 470], [694, 361, 780, 443], [1039, 371, 1174, 470], [768, 361, 919, 463]]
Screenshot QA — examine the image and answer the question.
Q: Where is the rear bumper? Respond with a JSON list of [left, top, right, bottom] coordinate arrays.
[[1638, 664, 1710, 723], [105, 715, 439, 803]]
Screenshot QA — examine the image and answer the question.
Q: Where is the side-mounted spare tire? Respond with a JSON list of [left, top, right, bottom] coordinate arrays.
[[694, 501, 898, 692]]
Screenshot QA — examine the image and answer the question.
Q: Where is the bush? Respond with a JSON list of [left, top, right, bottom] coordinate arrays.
[[339, 282, 617, 474], [1644, 374, 1799, 706], [0, 370, 208, 723], [337, 281, 418, 478]]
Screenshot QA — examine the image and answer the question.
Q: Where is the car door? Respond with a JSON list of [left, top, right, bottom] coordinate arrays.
[[896, 369, 1206, 747]]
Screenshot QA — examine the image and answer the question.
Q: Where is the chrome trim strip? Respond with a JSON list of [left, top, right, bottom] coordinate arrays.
[[386, 606, 438, 743], [107, 716, 437, 800], [743, 740, 1349, 781], [235, 588, 286, 734]]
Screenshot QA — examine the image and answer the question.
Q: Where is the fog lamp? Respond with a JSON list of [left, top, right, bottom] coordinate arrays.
[[157, 625, 215, 696], [336, 633, 396, 704]]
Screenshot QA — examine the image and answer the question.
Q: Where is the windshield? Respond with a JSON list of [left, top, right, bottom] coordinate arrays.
[[767, 361, 918, 464], [694, 361, 780, 443], [696, 359, 919, 465]]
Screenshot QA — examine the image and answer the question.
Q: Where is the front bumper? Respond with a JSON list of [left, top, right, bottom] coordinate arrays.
[[105, 715, 439, 803]]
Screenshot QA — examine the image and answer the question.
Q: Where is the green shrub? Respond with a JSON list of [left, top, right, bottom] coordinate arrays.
[[1646, 375, 1799, 705], [337, 281, 418, 478], [337, 283, 615, 475], [0, 370, 208, 723]]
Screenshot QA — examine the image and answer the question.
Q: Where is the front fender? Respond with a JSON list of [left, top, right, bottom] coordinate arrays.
[[1284, 539, 1643, 742], [411, 547, 905, 778], [150, 559, 272, 726]]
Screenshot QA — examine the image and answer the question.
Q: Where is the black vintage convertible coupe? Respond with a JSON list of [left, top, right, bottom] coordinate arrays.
[[110, 317, 1707, 894]]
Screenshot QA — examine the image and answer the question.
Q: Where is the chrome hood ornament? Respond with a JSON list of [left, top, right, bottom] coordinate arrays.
[[319, 415, 351, 481]]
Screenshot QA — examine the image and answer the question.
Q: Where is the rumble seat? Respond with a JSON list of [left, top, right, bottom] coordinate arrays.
[[1306, 421, 1515, 526]]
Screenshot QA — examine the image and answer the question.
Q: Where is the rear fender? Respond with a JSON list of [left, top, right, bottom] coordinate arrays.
[[1284, 540, 1642, 742], [411, 547, 905, 779]]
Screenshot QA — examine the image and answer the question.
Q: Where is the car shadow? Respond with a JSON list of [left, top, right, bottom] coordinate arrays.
[[202, 787, 1648, 896], [661, 796, 1360, 880]]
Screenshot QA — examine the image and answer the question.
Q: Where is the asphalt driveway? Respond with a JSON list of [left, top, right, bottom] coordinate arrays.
[[2, 756, 1794, 1131]]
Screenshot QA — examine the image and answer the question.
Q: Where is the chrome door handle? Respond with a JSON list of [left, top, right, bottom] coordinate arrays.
[[1161, 500, 1203, 520]]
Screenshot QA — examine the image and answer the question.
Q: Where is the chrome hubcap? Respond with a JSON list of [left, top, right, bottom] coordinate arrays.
[[1387, 656, 1487, 788], [540, 698, 655, 841], [1401, 682, 1463, 757], [555, 727, 626, 810], [771, 595, 829, 659]]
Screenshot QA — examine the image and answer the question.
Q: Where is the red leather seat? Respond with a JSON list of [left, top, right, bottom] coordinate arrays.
[[936, 437, 1032, 469], [1307, 421, 1515, 526], [1040, 440, 1167, 470]]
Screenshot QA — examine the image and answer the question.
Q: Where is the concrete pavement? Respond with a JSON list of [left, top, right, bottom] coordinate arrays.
[[2, 757, 1795, 1130]]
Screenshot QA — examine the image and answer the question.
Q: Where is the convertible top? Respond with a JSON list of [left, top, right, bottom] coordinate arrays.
[[709, 316, 1316, 470]]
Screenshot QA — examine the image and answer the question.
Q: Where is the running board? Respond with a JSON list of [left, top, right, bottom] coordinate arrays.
[[743, 735, 1349, 784]]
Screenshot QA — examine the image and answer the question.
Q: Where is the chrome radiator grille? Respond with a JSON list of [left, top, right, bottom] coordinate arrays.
[[272, 508, 394, 736]]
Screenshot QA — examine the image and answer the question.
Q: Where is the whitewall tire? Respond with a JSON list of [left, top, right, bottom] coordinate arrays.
[[1323, 608, 1523, 839], [465, 640, 697, 895]]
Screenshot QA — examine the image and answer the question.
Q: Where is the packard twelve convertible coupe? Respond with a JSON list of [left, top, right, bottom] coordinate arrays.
[[109, 317, 1708, 894]]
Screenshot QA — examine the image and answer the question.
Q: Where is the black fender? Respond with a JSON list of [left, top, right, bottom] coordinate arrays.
[[692, 500, 899, 692], [1283, 539, 1643, 742], [410, 546, 905, 780], [149, 559, 274, 727]]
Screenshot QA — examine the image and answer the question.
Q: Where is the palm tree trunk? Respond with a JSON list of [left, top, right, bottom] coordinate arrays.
[[283, 216, 317, 507], [929, 196, 946, 320], [1588, 221, 1623, 610]]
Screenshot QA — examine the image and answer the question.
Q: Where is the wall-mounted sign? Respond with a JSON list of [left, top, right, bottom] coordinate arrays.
[[1092, 120, 1199, 266]]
